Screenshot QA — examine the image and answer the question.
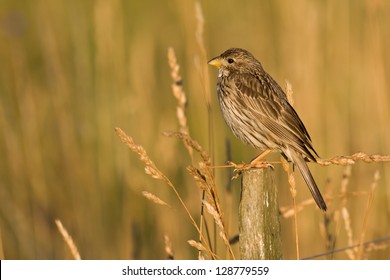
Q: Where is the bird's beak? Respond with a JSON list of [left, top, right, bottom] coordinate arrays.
[[208, 57, 223, 68]]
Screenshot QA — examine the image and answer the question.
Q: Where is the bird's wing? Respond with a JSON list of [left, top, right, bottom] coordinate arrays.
[[232, 72, 318, 160]]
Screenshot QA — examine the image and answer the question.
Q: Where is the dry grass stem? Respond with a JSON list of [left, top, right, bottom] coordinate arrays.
[[341, 207, 355, 259], [317, 152, 390, 166], [185, 165, 216, 257], [191, 161, 233, 258], [203, 200, 234, 258], [194, 1, 210, 101], [365, 242, 388, 253], [167, 43, 220, 257], [115, 127, 163, 180], [167, 46, 212, 258], [162, 127, 233, 258], [167, 48, 193, 161], [320, 212, 334, 259], [279, 187, 369, 218], [203, 201, 223, 230], [338, 166, 353, 259], [194, 1, 214, 171], [280, 199, 314, 218], [199, 162, 223, 214], [331, 211, 341, 254], [187, 240, 208, 253], [195, 2, 205, 58], [331, 209, 343, 260], [357, 170, 380, 259], [340, 166, 352, 205], [281, 156, 300, 259], [193, 5, 213, 258], [186, 166, 208, 190], [142, 191, 170, 208], [55, 219, 81, 260], [115, 127, 214, 257], [164, 234, 174, 260], [189, 152, 390, 170], [162, 131, 210, 164]]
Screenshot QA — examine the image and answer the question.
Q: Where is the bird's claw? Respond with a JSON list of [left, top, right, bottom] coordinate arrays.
[[227, 160, 274, 180]]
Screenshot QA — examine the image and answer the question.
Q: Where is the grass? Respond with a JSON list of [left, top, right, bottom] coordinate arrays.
[[0, 0, 390, 259]]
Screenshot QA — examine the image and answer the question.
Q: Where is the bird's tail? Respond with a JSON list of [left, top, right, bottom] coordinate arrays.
[[290, 151, 327, 211]]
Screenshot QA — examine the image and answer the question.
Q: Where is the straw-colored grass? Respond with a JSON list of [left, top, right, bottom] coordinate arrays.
[[55, 219, 81, 260]]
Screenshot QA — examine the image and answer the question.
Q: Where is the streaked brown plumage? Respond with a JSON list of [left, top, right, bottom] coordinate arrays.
[[208, 48, 327, 211]]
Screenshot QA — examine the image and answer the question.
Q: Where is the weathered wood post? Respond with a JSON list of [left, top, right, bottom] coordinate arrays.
[[239, 167, 283, 259]]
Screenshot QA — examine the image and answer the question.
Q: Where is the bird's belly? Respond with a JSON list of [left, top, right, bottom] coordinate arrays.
[[219, 95, 276, 151]]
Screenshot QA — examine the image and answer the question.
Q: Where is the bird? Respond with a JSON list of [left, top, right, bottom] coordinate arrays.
[[208, 48, 327, 211]]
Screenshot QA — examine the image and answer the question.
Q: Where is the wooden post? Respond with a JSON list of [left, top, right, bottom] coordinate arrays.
[[239, 168, 283, 260]]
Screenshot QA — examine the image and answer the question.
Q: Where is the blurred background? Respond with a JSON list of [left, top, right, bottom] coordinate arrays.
[[0, 0, 389, 259]]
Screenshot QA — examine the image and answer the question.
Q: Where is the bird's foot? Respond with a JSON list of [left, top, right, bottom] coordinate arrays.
[[227, 160, 274, 180], [227, 160, 274, 170]]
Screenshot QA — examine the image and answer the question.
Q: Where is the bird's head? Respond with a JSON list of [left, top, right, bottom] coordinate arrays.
[[208, 48, 263, 76]]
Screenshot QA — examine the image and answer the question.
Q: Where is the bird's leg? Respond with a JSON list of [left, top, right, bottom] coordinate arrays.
[[248, 149, 274, 170], [227, 149, 274, 175], [250, 149, 272, 166]]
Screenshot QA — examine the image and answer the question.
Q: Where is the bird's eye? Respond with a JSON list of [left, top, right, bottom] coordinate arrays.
[[227, 58, 235, 64]]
